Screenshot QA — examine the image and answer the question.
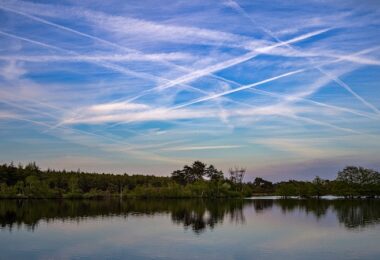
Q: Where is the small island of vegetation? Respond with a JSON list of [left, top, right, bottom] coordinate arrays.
[[0, 161, 379, 199]]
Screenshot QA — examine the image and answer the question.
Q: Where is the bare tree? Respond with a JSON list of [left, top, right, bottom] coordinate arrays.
[[229, 166, 246, 191]]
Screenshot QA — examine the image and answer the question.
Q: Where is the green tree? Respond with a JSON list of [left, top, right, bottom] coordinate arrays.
[[205, 165, 224, 181], [171, 161, 211, 185], [335, 166, 380, 197], [312, 176, 325, 198]]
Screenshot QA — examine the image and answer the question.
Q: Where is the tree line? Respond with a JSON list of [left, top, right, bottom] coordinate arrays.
[[275, 166, 380, 198], [0, 161, 379, 199]]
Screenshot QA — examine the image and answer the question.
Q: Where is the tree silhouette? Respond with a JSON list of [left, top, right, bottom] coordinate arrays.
[[229, 166, 246, 191]]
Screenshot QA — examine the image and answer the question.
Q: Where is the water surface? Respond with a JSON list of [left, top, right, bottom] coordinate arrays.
[[0, 199, 379, 259]]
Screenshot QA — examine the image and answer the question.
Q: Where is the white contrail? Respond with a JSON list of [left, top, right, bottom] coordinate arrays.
[[162, 145, 243, 151], [0, 30, 160, 128], [1, 3, 367, 136], [0, 5, 138, 54], [2, 27, 369, 136], [0, 100, 186, 163], [0, 4, 213, 76], [107, 66, 364, 135], [0, 98, 59, 120], [106, 69, 304, 128], [124, 28, 331, 100], [0, 30, 65, 52], [2, 28, 346, 134], [0, 4, 333, 108], [193, 48, 380, 121], [0, 37, 181, 139], [0, 5, 204, 85], [0, 29, 161, 84], [0, 30, 239, 130], [288, 114, 361, 134], [222, 77, 378, 121], [104, 44, 380, 128], [226, 0, 380, 115], [246, 88, 378, 120], [318, 68, 380, 114], [0, 19, 311, 127], [3, 2, 378, 114], [171, 69, 305, 110], [109, 28, 331, 107]]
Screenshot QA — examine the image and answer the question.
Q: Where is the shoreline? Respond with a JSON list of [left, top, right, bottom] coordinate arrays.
[[1, 195, 379, 200]]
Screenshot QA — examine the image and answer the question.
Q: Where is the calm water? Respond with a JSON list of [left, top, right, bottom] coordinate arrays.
[[0, 199, 379, 260]]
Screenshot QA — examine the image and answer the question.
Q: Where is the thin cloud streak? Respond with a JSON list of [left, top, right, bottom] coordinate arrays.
[[0, 31, 221, 128], [247, 88, 379, 120], [0, 30, 65, 52], [0, 53, 195, 63], [120, 28, 331, 104], [226, 0, 380, 115], [0, 108, 182, 164], [1, 29, 367, 138], [4, 2, 373, 124], [1, 0, 379, 175], [162, 145, 243, 151], [171, 69, 305, 110], [0, 5, 139, 54]]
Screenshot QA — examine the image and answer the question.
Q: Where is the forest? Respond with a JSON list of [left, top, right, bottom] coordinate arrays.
[[0, 161, 379, 199]]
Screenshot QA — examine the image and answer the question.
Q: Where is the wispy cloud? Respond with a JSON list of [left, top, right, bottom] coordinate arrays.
[[226, 0, 380, 115], [162, 145, 243, 151], [0, 0, 262, 50], [0, 0, 379, 176], [0, 53, 196, 63], [123, 28, 331, 101], [89, 102, 150, 112]]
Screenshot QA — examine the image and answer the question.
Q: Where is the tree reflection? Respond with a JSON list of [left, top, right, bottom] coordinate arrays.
[[0, 199, 379, 233], [275, 199, 330, 219], [332, 200, 380, 229], [274, 199, 380, 229], [0, 199, 248, 233], [252, 199, 274, 213]]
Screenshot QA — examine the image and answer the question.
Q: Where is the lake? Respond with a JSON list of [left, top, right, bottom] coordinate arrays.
[[0, 199, 379, 259]]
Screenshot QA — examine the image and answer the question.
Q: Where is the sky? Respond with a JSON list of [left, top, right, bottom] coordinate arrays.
[[0, 0, 379, 181]]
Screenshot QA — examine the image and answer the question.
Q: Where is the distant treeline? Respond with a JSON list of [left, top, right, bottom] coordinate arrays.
[[0, 161, 379, 199]]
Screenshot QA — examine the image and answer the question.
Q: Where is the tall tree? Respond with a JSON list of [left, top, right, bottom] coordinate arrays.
[[205, 165, 224, 181], [229, 167, 246, 191]]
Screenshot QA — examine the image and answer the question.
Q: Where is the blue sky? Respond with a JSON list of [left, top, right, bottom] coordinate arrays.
[[0, 0, 379, 181]]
